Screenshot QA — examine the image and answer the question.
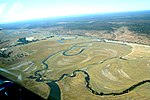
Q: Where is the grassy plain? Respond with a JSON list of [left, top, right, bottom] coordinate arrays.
[[0, 35, 150, 99]]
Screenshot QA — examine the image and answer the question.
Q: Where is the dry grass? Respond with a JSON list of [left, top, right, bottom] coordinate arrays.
[[0, 35, 150, 99]]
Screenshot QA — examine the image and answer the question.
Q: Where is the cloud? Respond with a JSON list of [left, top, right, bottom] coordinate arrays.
[[0, 2, 24, 23], [7, 2, 23, 15], [0, 3, 7, 15]]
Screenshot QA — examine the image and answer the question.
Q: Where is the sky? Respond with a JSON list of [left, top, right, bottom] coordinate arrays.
[[0, 0, 150, 23]]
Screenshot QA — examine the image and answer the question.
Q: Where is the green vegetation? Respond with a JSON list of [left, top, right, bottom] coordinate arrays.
[[0, 35, 150, 99], [0, 11, 150, 99]]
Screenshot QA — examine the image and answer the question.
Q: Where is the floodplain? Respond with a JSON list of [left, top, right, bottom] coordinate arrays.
[[0, 35, 150, 99]]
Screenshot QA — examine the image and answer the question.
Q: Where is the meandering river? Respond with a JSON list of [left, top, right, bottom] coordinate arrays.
[[27, 40, 150, 98]]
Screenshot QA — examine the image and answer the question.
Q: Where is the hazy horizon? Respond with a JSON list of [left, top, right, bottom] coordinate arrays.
[[0, 0, 150, 23]]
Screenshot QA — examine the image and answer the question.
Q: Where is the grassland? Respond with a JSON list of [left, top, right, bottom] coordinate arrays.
[[0, 35, 150, 99], [1, 11, 150, 45]]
